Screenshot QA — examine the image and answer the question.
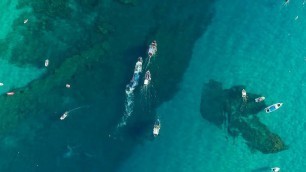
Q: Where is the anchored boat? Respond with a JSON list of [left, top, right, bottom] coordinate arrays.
[[271, 167, 280, 172], [265, 103, 283, 113], [255, 96, 265, 103], [45, 59, 49, 67], [153, 119, 161, 137]]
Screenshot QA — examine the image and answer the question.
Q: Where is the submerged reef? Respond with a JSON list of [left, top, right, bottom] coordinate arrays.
[[0, 43, 110, 134], [200, 80, 287, 154]]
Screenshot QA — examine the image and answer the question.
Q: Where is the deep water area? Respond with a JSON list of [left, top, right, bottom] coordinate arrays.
[[0, 0, 215, 171]]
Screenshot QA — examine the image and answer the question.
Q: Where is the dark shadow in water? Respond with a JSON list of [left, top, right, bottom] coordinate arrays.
[[200, 80, 288, 154]]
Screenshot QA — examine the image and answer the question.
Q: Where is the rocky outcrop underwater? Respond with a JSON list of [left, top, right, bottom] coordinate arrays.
[[200, 80, 287, 154]]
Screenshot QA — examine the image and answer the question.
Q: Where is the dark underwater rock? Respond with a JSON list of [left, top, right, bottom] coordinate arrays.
[[200, 80, 225, 127], [200, 80, 287, 154]]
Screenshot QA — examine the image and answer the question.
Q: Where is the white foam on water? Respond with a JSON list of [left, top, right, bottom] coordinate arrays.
[[117, 91, 135, 128]]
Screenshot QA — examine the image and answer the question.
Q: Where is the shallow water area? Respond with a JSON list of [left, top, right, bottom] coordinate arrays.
[[0, 1, 42, 92], [0, 60, 44, 93]]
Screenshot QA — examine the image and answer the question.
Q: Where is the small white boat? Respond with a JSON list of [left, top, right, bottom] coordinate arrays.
[[271, 167, 280, 172], [24, 19, 28, 24], [0, 83, 3, 86], [242, 89, 247, 98], [45, 59, 49, 67], [255, 96, 265, 102], [7, 92, 14, 96], [153, 119, 161, 137], [134, 58, 143, 73], [265, 103, 283, 113], [60, 112, 68, 120], [148, 40, 157, 58], [125, 58, 143, 94], [144, 70, 151, 85]]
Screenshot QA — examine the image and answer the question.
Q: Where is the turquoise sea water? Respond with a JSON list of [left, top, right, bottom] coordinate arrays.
[[120, 0, 306, 171], [0, 0, 305, 171]]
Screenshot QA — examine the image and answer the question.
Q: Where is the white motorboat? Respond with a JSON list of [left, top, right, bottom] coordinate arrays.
[[45, 59, 49, 67], [60, 112, 68, 120], [242, 89, 246, 98], [135, 61, 142, 73], [271, 167, 280, 172], [148, 40, 157, 58], [255, 96, 265, 103], [265, 103, 283, 113], [153, 119, 161, 137], [126, 58, 143, 94]]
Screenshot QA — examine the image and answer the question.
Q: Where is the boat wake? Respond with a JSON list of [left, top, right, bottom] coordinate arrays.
[[116, 41, 157, 131], [144, 40, 157, 70], [117, 57, 143, 128], [140, 85, 152, 110], [117, 91, 135, 128]]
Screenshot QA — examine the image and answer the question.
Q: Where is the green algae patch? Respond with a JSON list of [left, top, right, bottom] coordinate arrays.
[[200, 80, 287, 154], [0, 43, 110, 134]]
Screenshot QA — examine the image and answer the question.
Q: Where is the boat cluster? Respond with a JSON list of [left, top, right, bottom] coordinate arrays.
[[125, 40, 156, 94], [242, 90, 282, 171], [124, 40, 160, 137], [241, 89, 283, 113]]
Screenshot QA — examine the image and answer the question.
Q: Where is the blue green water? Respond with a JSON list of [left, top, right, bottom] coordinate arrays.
[[120, 0, 306, 171], [0, 0, 305, 171]]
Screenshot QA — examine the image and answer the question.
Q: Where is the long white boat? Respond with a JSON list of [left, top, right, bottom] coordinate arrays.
[[265, 103, 283, 113], [125, 57, 143, 94]]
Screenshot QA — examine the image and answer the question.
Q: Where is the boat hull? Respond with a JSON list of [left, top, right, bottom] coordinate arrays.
[[265, 103, 283, 113], [144, 79, 149, 85], [153, 120, 160, 137], [255, 96, 265, 102]]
